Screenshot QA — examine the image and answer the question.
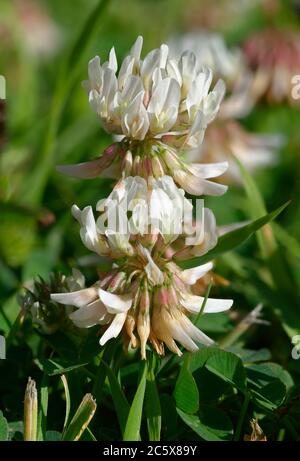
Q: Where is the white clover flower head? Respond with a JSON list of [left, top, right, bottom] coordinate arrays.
[[82, 36, 225, 146], [70, 176, 219, 256], [56, 37, 229, 197], [51, 252, 233, 358]]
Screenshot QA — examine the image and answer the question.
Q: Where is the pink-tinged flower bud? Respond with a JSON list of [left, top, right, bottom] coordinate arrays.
[[105, 142, 119, 157], [122, 150, 133, 176], [161, 134, 176, 144], [154, 286, 170, 308], [132, 155, 141, 176], [151, 156, 165, 178], [108, 271, 127, 292], [143, 156, 152, 178], [125, 310, 138, 349], [162, 147, 182, 171], [149, 331, 164, 356], [168, 284, 179, 307], [137, 286, 151, 359]]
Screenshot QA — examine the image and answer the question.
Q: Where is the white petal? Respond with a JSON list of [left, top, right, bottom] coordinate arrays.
[[57, 145, 118, 179], [51, 287, 98, 308], [188, 207, 218, 252], [190, 162, 228, 179], [180, 315, 215, 346], [69, 300, 110, 328], [174, 169, 228, 196], [98, 289, 132, 313], [88, 56, 102, 90], [181, 293, 233, 313], [108, 47, 118, 72], [99, 312, 127, 345], [138, 245, 164, 286], [168, 319, 199, 352], [148, 78, 180, 132], [203, 79, 226, 122], [130, 36, 143, 62], [180, 262, 213, 285]]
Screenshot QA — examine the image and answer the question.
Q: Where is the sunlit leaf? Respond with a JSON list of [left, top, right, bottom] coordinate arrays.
[[178, 202, 289, 268], [123, 363, 147, 441]]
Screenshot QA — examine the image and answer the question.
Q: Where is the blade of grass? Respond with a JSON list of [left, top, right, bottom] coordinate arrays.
[[22, 0, 110, 206], [233, 155, 274, 258], [92, 341, 117, 403], [123, 362, 147, 441], [61, 374, 71, 431], [178, 202, 289, 268], [5, 307, 26, 349], [101, 361, 130, 435], [146, 354, 161, 441], [37, 374, 48, 441], [62, 394, 97, 441], [235, 157, 296, 293]]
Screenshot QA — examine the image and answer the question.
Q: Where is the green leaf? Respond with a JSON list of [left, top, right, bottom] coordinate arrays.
[[8, 421, 23, 441], [145, 377, 161, 441], [178, 202, 289, 268], [177, 407, 233, 441], [228, 347, 271, 364], [101, 361, 130, 435], [246, 362, 294, 391], [62, 394, 97, 441], [236, 157, 297, 292], [37, 358, 89, 376], [37, 374, 49, 441], [160, 394, 178, 440], [145, 354, 161, 442], [189, 347, 220, 372], [0, 411, 9, 441], [251, 380, 287, 411], [45, 431, 62, 441], [123, 363, 147, 441], [272, 222, 300, 260], [174, 364, 199, 414], [247, 362, 292, 411], [194, 367, 232, 403], [233, 155, 272, 258], [205, 350, 247, 392], [61, 375, 71, 431]]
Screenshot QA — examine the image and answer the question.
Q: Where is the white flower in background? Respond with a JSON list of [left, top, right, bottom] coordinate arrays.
[[167, 31, 284, 182], [51, 255, 233, 358], [186, 120, 284, 184], [168, 31, 244, 86], [82, 35, 225, 145], [15, 0, 62, 57], [243, 28, 300, 106], [168, 30, 254, 119]]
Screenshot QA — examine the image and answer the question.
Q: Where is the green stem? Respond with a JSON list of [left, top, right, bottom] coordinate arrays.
[[92, 341, 117, 403], [194, 278, 213, 325], [234, 392, 250, 441]]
